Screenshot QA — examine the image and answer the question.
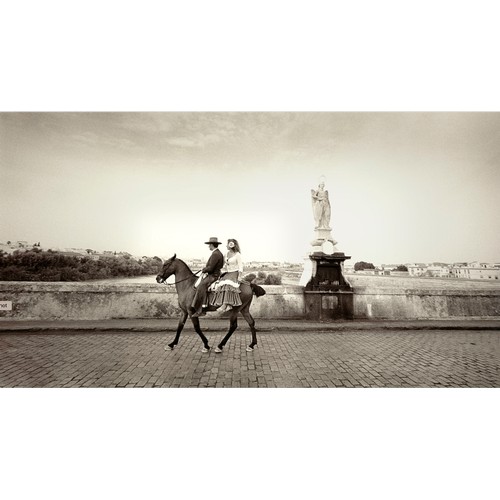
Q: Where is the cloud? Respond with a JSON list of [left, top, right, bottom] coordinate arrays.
[[70, 131, 137, 149], [165, 132, 222, 148], [115, 113, 175, 134], [165, 136, 197, 147], [70, 131, 99, 144]]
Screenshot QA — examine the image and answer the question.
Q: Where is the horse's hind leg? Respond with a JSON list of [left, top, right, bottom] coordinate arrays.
[[241, 306, 258, 350], [166, 311, 188, 350], [190, 316, 211, 352], [215, 312, 238, 352]]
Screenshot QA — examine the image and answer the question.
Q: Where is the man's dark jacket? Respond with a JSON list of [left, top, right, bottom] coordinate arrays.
[[202, 248, 224, 277]]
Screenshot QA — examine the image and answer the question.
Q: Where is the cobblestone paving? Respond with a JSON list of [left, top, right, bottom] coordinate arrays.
[[1, 330, 499, 388]]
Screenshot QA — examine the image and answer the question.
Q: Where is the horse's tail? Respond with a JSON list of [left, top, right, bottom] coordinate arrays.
[[250, 283, 266, 297]]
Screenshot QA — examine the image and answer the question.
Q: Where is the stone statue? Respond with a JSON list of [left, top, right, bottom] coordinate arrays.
[[311, 181, 331, 229]]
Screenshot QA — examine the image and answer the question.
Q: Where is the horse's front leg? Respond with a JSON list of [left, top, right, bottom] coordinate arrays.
[[190, 316, 211, 352], [165, 310, 188, 350]]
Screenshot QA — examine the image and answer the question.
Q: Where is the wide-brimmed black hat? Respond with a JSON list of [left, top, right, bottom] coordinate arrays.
[[204, 237, 222, 245]]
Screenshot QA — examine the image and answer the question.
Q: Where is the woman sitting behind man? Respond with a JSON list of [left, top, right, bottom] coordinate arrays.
[[210, 238, 243, 310]]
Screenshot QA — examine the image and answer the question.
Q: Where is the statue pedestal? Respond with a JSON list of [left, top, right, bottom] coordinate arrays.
[[302, 252, 354, 320], [313, 227, 335, 240], [310, 227, 337, 254]]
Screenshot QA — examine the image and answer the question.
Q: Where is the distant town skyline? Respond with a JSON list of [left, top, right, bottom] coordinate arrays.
[[2, 112, 500, 265], [1, 240, 499, 268]]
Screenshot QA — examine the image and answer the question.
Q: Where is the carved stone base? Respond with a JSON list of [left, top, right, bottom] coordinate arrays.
[[304, 291, 354, 320], [310, 227, 337, 254], [301, 253, 353, 320], [314, 227, 334, 239], [311, 239, 338, 254]]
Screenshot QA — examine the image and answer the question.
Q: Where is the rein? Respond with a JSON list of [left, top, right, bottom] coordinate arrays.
[[162, 270, 201, 286]]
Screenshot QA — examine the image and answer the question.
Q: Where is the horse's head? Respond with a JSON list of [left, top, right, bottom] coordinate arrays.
[[156, 254, 177, 283]]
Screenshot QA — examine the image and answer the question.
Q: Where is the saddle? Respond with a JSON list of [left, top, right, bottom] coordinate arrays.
[[208, 277, 242, 292]]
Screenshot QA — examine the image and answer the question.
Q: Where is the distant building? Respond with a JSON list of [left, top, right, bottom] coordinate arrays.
[[379, 264, 409, 276], [451, 262, 500, 280], [380, 264, 399, 270], [408, 264, 428, 277], [246, 261, 279, 269], [426, 264, 452, 278], [186, 258, 203, 268]]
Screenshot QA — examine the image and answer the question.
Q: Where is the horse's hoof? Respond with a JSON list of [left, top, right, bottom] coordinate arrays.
[[246, 345, 257, 352], [201, 346, 210, 353], [214, 347, 223, 353]]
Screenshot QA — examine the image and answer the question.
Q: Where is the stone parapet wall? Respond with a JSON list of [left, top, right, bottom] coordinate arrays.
[[0, 282, 304, 320], [348, 275, 500, 319], [1, 278, 499, 321], [346, 274, 500, 291]]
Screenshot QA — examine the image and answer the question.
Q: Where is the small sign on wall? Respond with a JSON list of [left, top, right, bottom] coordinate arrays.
[[0, 301, 13, 311]]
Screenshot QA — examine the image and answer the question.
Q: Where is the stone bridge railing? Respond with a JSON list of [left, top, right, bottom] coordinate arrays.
[[1, 277, 499, 321], [0, 282, 304, 321]]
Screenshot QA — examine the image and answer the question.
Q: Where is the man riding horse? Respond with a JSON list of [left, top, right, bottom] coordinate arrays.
[[189, 237, 224, 317], [156, 237, 265, 353]]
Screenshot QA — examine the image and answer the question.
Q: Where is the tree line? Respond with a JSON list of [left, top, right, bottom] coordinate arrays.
[[354, 261, 408, 272], [0, 248, 163, 282], [243, 271, 282, 285]]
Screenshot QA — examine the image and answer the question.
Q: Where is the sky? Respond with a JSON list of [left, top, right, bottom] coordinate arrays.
[[1, 112, 499, 265]]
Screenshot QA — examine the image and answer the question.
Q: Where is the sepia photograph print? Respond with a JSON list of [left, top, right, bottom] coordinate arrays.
[[1, 2, 500, 499], [1, 111, 499, 389]]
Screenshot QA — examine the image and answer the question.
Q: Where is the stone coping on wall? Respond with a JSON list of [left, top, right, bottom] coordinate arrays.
[[1, 279, 498, 298], [348, 274, 500, 291], [0, 282, 306, 321], [0, 282, 303, 294], [0, 282, 173, 293], [353, 288, 500, 297], [1, 280, 499, 321]]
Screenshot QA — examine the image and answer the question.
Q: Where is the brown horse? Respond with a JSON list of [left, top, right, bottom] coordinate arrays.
[[156, 254, 259, 353]]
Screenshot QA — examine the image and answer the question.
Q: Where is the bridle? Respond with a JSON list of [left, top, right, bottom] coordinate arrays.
[[159, 269, 202, 286]]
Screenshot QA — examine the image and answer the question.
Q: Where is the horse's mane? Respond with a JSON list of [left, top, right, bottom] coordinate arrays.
[[174, 257, 196, 277]]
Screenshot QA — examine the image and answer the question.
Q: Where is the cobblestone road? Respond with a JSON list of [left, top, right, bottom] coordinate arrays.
[[1, 330, 499, 388]]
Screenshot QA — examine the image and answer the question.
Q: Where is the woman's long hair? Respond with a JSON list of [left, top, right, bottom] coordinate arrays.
[[228, 238, 241, 254]]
